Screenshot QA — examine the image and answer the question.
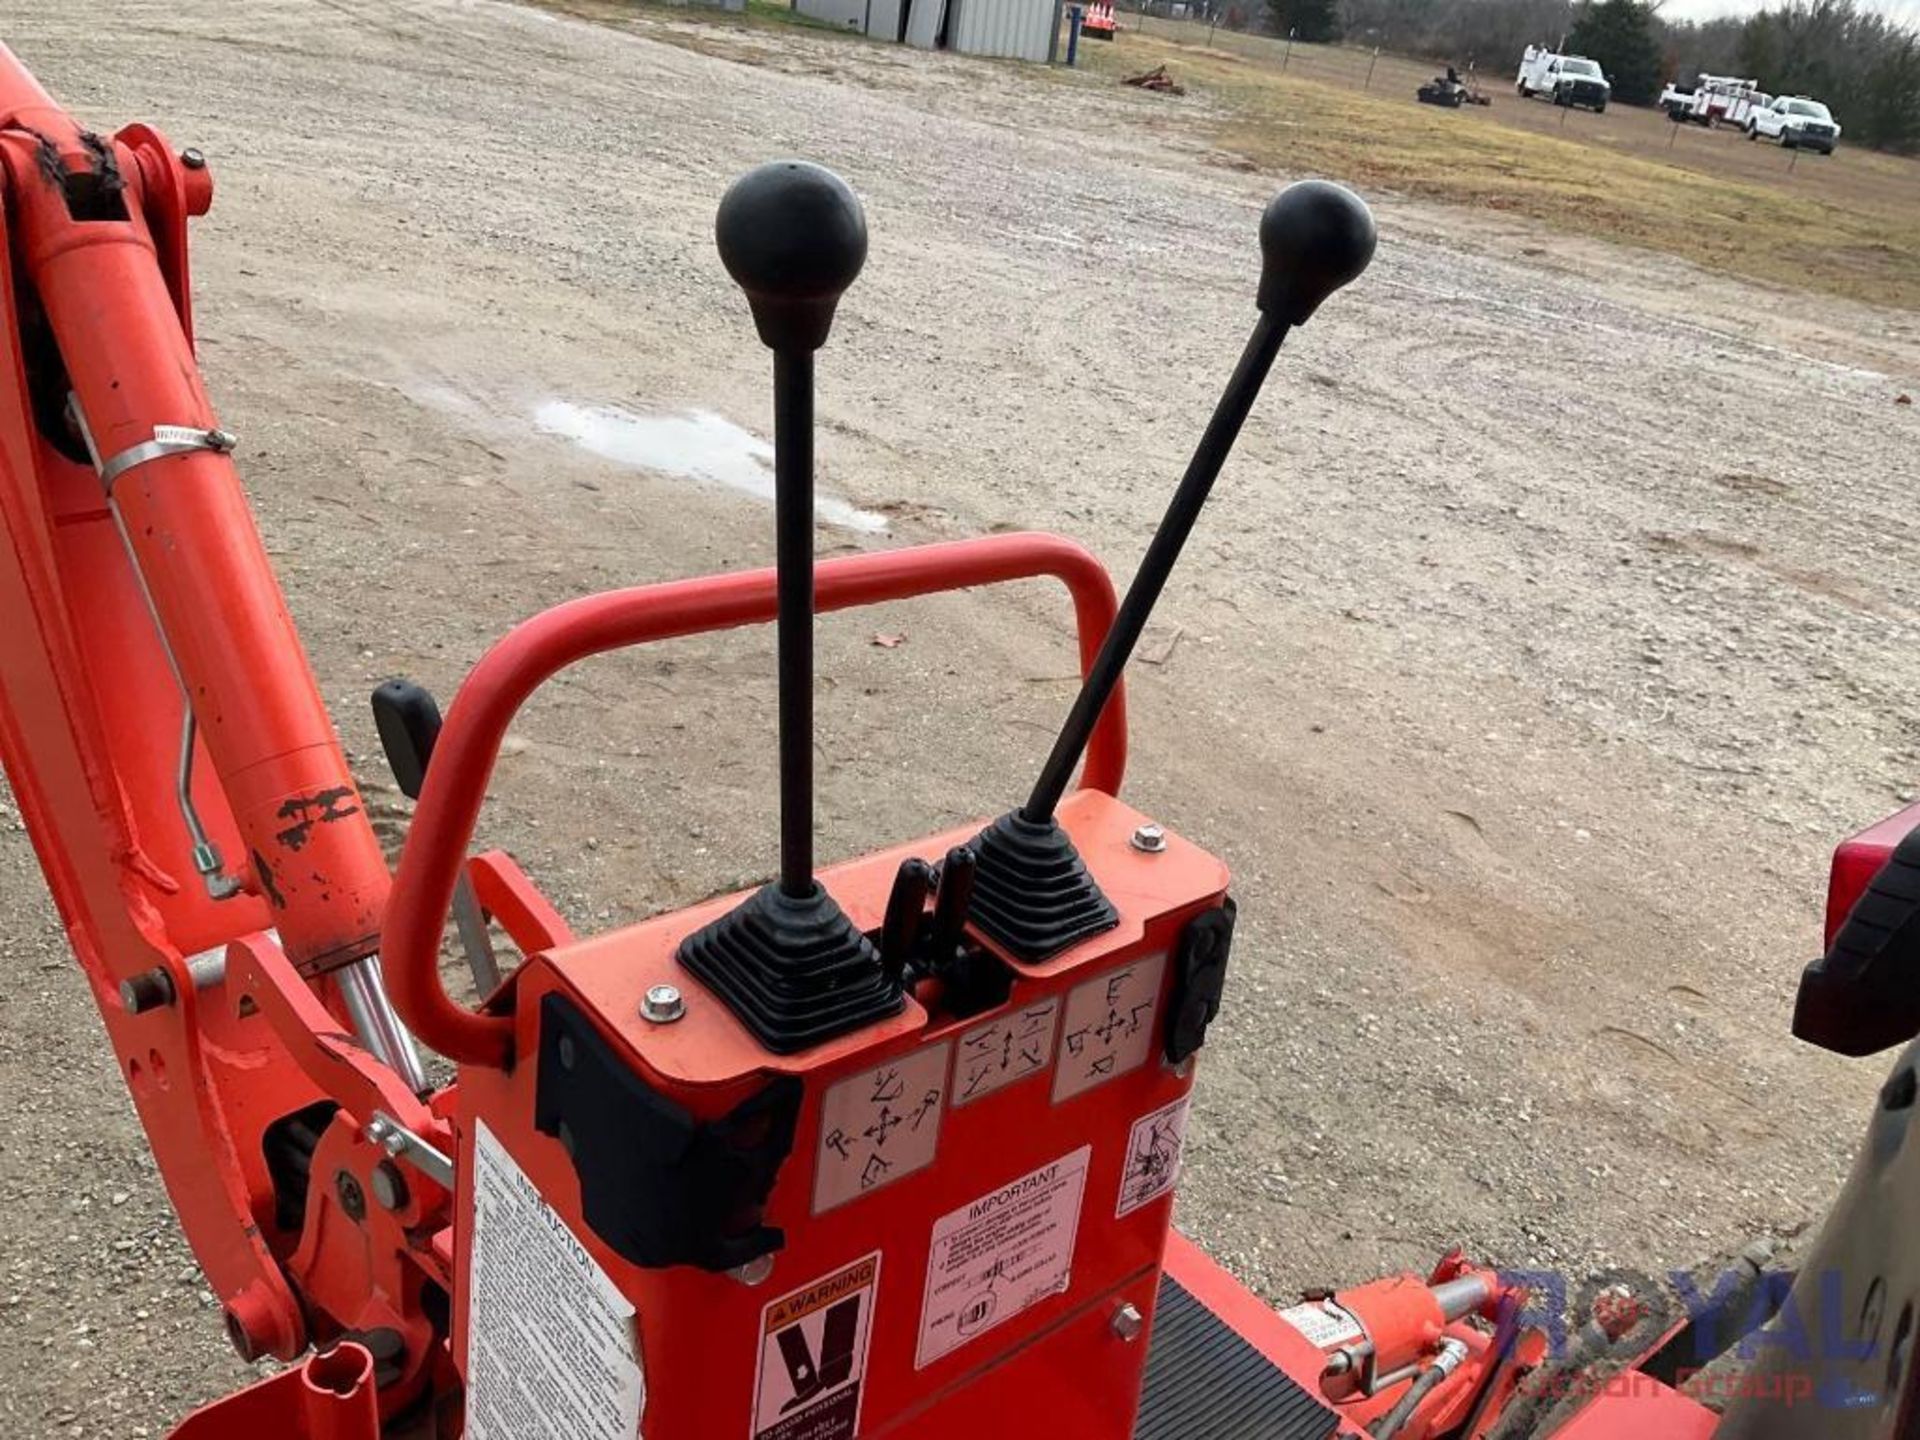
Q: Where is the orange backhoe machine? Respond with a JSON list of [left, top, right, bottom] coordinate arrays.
[[0, 41, 1912, 1440]]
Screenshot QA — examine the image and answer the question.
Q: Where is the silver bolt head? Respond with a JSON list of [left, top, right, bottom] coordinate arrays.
[[642, 984, 687, 1024], [1111, 1302, 1145, 1342], [730, 1254, 775, 1287], [370, 1162, 408, 1212], [1130, 823, 1167, 854]]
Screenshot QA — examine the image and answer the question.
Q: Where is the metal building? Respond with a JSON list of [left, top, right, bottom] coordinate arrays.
[[795, 0, 1063, 63]]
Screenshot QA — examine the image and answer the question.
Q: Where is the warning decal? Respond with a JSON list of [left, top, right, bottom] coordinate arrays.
[[1276, 1297, 1366, 1350], [466, 1122, 645, 1440], [953, 997, 1060, 1106], [1116, 1095, 1191, 1217], [916, 1146, 1091, 1369], [1052, 953, 1167, 1103], [752, 1253, 881, 1440], [814, 1042, 951, 1214]]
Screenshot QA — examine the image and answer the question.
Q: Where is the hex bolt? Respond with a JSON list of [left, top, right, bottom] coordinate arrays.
[[370, 1161, 410, 1214], [180, 147, 206, 170], [335, 1170, 367, 1224], [641, 984, 687, 1024], [1111, 1302, 1145, 1342], [120, 967, 177, 1015], [730, 1254, 776, 1287], [1130, 824, 1167, 854]]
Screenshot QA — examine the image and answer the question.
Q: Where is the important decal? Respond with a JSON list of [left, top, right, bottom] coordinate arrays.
[[814, 1042, 951, 1214], [466, 1122, 645, 1440], [952, 996, 1061, 1106], [1116, 1095, 1191, 1217], [1052, 953, 1167, 1102], [752, 1253, 881, 1440], [1276, 1297, 1367, 1351], [916, 1146, 1091, 1368]]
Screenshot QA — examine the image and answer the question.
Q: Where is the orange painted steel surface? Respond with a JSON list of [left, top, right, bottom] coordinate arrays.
[[385, 531, 1126, 1067], [0, 40, 441, 1419], [0, 48, 390, 978], [170, 1344, 383, 1440]]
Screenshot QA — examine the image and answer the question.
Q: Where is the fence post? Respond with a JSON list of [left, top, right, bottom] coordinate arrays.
[[1284, 25, 1295, 68], [1365, 46, 1378, 88]]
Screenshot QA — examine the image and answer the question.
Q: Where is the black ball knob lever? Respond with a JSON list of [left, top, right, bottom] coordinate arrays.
[[1257, 179, 1377, 326], [715, 160, 869, 353]]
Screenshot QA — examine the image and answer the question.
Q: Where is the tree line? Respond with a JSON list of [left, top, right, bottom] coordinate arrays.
[[1249, 0, 1920, 150]]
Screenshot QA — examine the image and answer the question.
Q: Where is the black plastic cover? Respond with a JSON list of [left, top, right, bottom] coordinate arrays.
[[1167, 899, 1235, 1064], [1795, 823, 1920, 1056], [535, 992, 801, 1272]]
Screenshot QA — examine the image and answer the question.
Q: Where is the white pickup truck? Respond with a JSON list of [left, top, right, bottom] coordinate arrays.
[[1516, 47, 1611, 113], [1748, 95, 1842, 153]]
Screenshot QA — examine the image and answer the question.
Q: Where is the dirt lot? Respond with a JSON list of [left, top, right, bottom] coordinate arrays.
[[0, 0, 1917, 1432]]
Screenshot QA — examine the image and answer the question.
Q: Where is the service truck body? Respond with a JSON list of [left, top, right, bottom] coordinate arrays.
[[1517, 46, 1611, 111]]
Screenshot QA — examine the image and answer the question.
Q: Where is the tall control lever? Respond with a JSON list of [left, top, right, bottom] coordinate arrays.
[[677, 161, 904, 1053], [968, 180, 1378, 961]]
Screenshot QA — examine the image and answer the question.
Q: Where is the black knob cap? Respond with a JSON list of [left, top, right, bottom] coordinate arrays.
[[1257, 180, 1376, 326], [716, 160, 868, 353]]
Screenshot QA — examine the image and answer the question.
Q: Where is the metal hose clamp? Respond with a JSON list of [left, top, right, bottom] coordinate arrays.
[[100, 424, 236, 490]]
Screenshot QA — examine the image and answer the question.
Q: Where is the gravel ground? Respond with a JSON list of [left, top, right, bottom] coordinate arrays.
[[0, 0, 1916, 1432]]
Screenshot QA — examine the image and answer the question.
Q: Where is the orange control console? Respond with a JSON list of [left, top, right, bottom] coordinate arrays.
[[455, 788, 1229, 1439]]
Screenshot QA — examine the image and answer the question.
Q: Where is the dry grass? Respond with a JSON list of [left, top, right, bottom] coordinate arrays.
[[1085, 23, 1920, 309]]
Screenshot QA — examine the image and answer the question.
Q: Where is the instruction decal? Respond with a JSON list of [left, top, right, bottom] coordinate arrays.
[[752, 1253, 881, 1440], [1116, 1095, 1191, 1217], [1052, 952, 1167, 1102], [916, 1145, 1091, 1368], [953, 997, 1061, 1106], [814, 1041, 951, 1214], [466, 1122, 645, 1440], [1276, 1297, 1367, 1350]]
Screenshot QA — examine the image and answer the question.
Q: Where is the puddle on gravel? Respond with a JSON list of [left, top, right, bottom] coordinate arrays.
[[533, 400, 888, 534]]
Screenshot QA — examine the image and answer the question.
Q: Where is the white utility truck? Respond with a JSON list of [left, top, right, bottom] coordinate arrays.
[[1659, 73, 1770, 126], [1517, 46, 1611, 112]]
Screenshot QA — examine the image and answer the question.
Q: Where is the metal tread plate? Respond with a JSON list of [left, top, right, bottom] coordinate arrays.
[[1135, 1272, 1341, 1440]]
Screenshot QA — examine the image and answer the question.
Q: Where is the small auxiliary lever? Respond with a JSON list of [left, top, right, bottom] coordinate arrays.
[[968, 180, 1379, 961], [677, 161, 904, 1053], [372, 680, 503, 997], [879, 858, 935, 985]]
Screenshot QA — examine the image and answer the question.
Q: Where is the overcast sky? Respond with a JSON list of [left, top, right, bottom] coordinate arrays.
[[1659, 0, 1920, 21]]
